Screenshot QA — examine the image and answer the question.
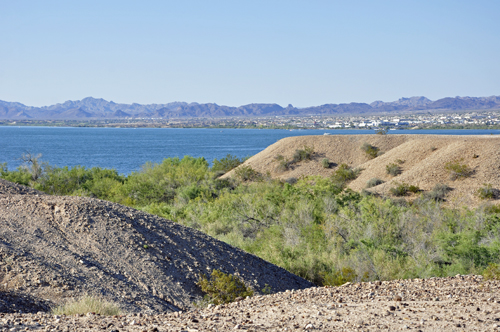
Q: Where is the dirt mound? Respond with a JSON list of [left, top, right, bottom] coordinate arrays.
[[225, 134, 500, 205], [1, 275, 499, 331], [0, 180, 312, 314]]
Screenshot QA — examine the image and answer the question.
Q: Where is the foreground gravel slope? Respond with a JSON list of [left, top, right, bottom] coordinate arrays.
[[1, 275, 499, 331], [0, 179, 312, 314]]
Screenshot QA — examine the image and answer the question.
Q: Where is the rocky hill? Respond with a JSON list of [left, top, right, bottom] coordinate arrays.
[[1, 95, 500, 119], [0, 179, 312, 314], [224, 134, 500, 206]]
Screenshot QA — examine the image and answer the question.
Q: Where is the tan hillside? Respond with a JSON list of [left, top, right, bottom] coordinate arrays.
[[225, 135, 500, 206]]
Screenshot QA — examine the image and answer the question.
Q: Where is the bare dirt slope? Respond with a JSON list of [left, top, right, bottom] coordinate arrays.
[[225, 134, 500, 206], [0, 179, 313, 314], [1, 275, 499, 331]]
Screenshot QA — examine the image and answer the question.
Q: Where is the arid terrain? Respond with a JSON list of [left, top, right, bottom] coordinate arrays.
[[1, 275, 500, 331], [225, 134, 500, 206]]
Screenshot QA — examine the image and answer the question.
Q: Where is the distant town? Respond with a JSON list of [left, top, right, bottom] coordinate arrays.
[[2, 109, 500, 130]]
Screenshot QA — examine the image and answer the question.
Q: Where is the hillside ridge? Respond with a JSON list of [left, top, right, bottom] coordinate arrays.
[[225, 134, 500, 206]]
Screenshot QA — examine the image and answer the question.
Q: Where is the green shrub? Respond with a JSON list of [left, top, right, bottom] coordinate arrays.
[[212, 154, 243, 173], [424, 183, 452, 201], [483, 263, 500, 280], [444, 159, 472, 180], [366, 178, 384, 188], [477, 184, 497, 200], [234, 165, 262, 182], [386, 163, 401, 176], [361, 143, 380, 159], [275, 155, 292, 172], [395, 159, 405, 164], [430, 146, 437, 151], [197, 270, 254, 305], [331, 164, 361, 187], [292, 146, 314, 163], [321, 158, 330, 169], [389, 182, 420, 196], [51, 296, 121, 316], [321, 267, 358, 286]]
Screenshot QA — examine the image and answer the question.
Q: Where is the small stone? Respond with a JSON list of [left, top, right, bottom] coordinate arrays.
[[389, 306, 396, 311], [305, 323, 315, 330], [394, 295, 402, 301], [234, 324, 241, 329]]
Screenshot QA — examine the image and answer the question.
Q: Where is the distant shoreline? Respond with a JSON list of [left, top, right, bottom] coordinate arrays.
[[2, 120, 500, 130]]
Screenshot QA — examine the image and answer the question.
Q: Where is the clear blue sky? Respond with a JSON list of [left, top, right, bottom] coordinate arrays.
[[1, 0, 499, 107]]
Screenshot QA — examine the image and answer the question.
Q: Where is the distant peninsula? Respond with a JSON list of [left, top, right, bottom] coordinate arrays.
[[1, 95, 500, 120]]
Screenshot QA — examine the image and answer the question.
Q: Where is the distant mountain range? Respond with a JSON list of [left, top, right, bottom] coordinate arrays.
[[1, 95, 499, 120]]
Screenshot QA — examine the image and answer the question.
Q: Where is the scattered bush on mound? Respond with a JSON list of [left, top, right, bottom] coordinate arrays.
[[331, 164, 361, 187], [444, 159, 473, 180], [366, 178, 384, 188], [292, 146, 314, 163], [424, 183, 452, 201], [197, 270, 254, 305], [390, 182, 420, 196], [234, 165, 262, 182], [360, 143, 380, 159], [274, 155, 292, 173], [386, 163, 401, 176], [51, 296, 121, 316], [477, 184, 497, 200], [321, 158, 331, 169]]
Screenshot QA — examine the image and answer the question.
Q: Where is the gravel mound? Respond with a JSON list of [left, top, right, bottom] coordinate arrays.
[[225, 134, 500, 206], [0, 180, 313, 314], [1, 275, 499, 331]]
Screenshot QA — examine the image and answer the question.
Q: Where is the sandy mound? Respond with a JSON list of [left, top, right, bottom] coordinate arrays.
[[0, 179, 312, 314], [225, 135, 500, 206]]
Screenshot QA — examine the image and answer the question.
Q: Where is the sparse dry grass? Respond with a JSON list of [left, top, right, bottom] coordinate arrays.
[[51, 296, 121, 316]]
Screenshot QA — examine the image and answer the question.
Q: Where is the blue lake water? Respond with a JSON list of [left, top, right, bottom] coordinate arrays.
[[1, 127, 499, 174]]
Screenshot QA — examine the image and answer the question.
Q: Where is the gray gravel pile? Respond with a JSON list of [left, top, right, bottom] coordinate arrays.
[[1, 275, 499, 331], [0, 179, 313, 314]]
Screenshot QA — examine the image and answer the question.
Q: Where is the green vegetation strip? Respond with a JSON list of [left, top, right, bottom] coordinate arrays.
[[2, 154, 500, 286]]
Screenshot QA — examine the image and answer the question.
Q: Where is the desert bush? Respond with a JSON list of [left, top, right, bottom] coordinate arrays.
[[430, 146, 437, 151], [375, 128, 388, 135], [292, 146, 314, 163], [477, 184, 497, 200], [51, 296, 121, 316], [390, 182, 420, 196], [444, 159, 472, 180], [424, 183, 451, 201], [366, 178, 384, 188], [395, 159, 405, 164], [386, 163, 401, 176], [274, 155, 292, 172], [284, 177, 297, 185], [483, 263, 500, 280], [197, 269, 254, 305], [331, 164, 361, 187], [360, 143, 380, 159], [234, 165, 262, 182], [212, 154, 244, 173], [321, 267, 357, 286], [321, 158, 330, 169]]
